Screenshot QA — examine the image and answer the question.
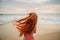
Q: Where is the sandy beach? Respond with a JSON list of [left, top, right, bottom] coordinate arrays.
[[0, 22, 60, 40], [0, 0, 60, 40]]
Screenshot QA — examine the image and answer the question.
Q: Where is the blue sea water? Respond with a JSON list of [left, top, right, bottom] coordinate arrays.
[[0, 13, 60, 24]]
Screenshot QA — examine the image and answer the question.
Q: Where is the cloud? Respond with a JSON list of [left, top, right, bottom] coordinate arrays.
[[0, 4, 60, 14], [16, 0, 50, 4], [0, 0, 60, 14], [48, 0, 60, 4], [0, 0, 60, 8]]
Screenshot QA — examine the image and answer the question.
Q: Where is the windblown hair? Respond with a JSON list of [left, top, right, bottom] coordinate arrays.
[[15, 12, 38, 36]]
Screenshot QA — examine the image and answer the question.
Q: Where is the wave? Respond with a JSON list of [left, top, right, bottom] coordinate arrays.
[[0, 14, 60, 24]]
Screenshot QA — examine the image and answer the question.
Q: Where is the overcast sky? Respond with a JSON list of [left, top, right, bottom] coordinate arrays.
[[0, 0, 60, 14]]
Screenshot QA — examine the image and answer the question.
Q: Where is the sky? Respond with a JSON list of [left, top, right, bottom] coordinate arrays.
[[0, 0, 60, 14], [0, 0, 60, 24]]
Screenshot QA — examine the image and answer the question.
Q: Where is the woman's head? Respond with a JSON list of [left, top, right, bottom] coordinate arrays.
[[28, 12, 36, 16]]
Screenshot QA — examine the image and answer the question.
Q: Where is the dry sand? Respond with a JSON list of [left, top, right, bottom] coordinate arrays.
[[0, 22, 60, 40]]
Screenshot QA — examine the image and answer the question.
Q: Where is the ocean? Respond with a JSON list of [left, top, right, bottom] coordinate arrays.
[[0, 13, 60, 24]]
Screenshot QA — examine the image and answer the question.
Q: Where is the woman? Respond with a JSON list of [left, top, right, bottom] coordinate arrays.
[[14, 12, 38, 40]]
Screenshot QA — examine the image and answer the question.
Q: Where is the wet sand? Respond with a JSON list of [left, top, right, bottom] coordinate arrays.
[[0, 22, 60, 40]]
